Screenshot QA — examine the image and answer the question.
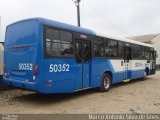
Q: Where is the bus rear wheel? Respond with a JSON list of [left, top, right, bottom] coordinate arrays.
[[100, 73, 112, 92]]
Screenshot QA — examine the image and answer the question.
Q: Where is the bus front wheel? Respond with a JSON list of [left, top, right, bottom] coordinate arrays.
[[100, 73, 112, 92], [143, 71, 147, 80]]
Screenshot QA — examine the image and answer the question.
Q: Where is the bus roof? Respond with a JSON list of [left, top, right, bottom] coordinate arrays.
[[7, 18, 153, 48]]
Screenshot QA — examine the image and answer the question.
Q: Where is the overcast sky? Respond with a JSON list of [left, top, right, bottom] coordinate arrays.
[[0, 0, 160, 42]]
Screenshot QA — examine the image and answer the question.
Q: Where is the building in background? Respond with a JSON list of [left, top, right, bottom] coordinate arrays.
[[128, 34, 160, 69]]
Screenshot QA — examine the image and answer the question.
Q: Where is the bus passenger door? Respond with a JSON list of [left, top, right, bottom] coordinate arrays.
[[123, 46, 131, 80], [75, 40, 91, 89]]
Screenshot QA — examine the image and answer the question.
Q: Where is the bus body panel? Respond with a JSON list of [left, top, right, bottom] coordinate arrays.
[[91, 59, 125, 87], [3, 19, 45, 92], [82, 63, 90, 88], [75, 62, 83, 90], [43, 59, 76, 93], [91, 59, 154, 86]]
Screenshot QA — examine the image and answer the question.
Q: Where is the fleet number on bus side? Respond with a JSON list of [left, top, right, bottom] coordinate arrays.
[[49, 64, 70, 72]]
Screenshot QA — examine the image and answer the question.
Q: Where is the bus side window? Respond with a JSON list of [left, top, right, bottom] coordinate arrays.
[[150, 49, 155, 60], [76, 42, 82, 63], [132, 45, 138, 59], [45, 27, 74, 57], [145, 47, 150, 60], [110, 41, 116, 57], [118, 42, 123, 58], [83, 42, 91, 63], [93, 37, 104, 57], [104, 39, 110, 58]]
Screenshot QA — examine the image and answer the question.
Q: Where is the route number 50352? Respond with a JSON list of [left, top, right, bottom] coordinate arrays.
[[49, 64, 70, 72]]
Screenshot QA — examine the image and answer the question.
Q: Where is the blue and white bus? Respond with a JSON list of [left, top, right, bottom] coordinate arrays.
[[3, 18, 156, 93]]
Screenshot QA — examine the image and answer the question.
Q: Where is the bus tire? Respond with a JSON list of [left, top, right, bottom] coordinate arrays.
[[143, 71, 147, 80], [100, 73, 112, 92], [0, 75, 3, 91]]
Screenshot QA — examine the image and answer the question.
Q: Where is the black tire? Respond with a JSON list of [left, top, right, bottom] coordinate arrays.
[[100, 73, 112, 92], [142, 71, 147, 80], [0, 75, 4, 91]]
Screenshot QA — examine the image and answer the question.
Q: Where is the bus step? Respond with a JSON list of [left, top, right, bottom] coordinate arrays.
[[123, 79, 131, 82]]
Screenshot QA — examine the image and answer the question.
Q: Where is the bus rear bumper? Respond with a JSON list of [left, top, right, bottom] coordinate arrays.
[[3, 77, 75, 94], [3, 77, 40, 92]]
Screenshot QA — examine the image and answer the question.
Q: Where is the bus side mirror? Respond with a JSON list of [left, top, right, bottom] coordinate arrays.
[[156, 53, 158, 58]]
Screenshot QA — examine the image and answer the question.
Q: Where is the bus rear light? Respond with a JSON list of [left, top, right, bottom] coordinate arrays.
[[34, 71, 38, 75], [34, 65, 38, 70], [33, 65, 38, 75]]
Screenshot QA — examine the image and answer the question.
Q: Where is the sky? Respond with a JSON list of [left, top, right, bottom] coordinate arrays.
[[0, 0, 160, 42]]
